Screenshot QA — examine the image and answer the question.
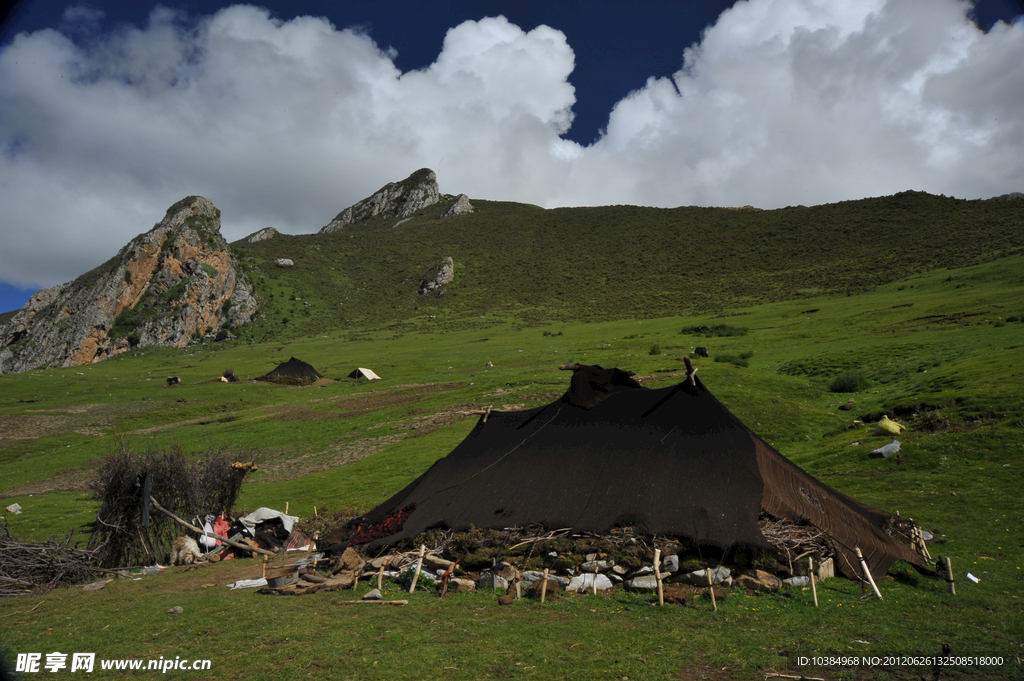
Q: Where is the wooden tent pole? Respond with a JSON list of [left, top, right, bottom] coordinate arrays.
[[707, 567, 717, 612], [855, 548, 883, 600], [809, 556, 818, 607], [408, 545, 426, 594], [654, 549, 664, 607]]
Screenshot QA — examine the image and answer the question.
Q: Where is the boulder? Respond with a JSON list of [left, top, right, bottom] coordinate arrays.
[[567, 573, 614, 593], [419, 257, 454, 296], [580, 560, 611, 573], [440, 194, 474, 217], [672, 566, 731, 586], [274, 258, 294, 268], [733, 569, 783, 592], [450, 577, 476, 592], [625, 575, 661, 593], [477, 572, 508, 591], [521, 571, 569, 588], [525, 579, 561, 599], [362, 588, 382, 600], [661, 554, 680, 574]]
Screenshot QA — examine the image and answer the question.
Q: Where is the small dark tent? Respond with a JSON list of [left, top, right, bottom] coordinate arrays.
[[354, 364, 924, 581], [259, 357, 323, 382]]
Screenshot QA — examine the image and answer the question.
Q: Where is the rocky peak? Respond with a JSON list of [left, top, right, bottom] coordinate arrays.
[[440, 194, 474, 218], [245, 227, 279, 242], [0, 197, 257, 374], [320, 168, 440, 233]]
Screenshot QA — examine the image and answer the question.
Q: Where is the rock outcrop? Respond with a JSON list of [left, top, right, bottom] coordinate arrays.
[[0, 197, 257, 374], [440, 194, 474, 217], [320, 169, 440, 233], [419, 257, 454, 297], [245, 227, 279, 243], [989, 192, 1024, 201]]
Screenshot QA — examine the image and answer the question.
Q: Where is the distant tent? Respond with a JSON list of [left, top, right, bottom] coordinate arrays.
[[258, 357, 323, 384], [353, 364, 926, 581], [348, 368, 381, 381]]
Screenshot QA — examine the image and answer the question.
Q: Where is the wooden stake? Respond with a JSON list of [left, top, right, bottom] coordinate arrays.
[[377, 560, 386, 591], [515, 580, 522, 600], [944, 556, 955, 596], [408, 545, 426, 594], [809, 556, 818, 607], [261, 556, 268, 579], [592, 571, 598, 595], [483, 405, 492, 423], [653, 549, 664, 607], [284, 502, 289, 516], [707, 567, 717, 612], [855, 548, 883, 600], [540, 568, 549, 604]]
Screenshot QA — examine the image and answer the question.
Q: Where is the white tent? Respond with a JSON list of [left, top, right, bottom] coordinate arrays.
[[348, 367, 381, 380]]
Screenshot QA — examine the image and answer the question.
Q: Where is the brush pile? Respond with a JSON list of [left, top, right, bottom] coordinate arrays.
[[0, 525, 99, 597], [87, 443, 252, 568]]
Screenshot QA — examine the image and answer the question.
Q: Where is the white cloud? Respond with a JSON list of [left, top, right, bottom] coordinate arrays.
[[0, 0, 1021, 289]]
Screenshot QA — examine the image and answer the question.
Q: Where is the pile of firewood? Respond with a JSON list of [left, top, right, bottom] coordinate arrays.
[[0, 525, 99, 597]]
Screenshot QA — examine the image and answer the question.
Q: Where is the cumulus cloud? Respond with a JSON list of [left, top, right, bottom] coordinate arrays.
[[0, 0, 1021, 289]]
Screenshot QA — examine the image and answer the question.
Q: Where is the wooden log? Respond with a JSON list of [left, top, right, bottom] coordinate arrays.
[[335, 600, 408, 606], [855, 548, 882, 600], [944, 556, 955, 596], [653, 549, 664, 607], [483, 405, 493, 423], [408, 545, 426, 594], [540, 568, 549, 604], [809, 556, 818, 607], [149, 497, 274, 557]]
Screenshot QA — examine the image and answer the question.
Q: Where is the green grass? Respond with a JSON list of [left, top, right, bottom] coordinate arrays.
[[2, 194, 1024, 678]]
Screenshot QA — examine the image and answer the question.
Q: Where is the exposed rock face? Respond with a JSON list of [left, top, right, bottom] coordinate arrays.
[[440, 194, 474, 217], [989, 192, 1024, 201], [0, 197, 257, 374], [246, 227, 279, 243], [320, 168, 440, 233], [419, 257, 454, 296]]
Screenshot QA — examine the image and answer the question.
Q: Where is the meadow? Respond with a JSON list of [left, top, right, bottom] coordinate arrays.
[[1, 193, 1023, 679]]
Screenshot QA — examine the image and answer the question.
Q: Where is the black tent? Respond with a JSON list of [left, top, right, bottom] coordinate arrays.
[[259, 357, 323, 383], [354, 365, 925, 581]]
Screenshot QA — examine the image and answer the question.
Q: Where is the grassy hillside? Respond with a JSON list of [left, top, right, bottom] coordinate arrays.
[[1, 193, 1023, 679], [230, 191, 1024, 341]]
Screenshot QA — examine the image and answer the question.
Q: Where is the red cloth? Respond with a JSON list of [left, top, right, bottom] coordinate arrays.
[[213, 516, 231, 546]]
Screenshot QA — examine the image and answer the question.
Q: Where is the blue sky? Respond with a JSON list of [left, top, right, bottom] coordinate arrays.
[[1, 0, 1023, 314]]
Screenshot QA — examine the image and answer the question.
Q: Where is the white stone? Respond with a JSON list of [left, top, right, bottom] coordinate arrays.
[[567, 573, 613, 593]]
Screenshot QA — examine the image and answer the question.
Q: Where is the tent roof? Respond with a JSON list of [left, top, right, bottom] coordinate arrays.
[[263, 357, 322, 379], [349, 367, 381, 380], [355, 364, 924, 581]]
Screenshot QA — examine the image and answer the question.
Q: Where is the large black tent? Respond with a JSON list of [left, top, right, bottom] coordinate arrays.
[[355, 365, 925, 581], [258, 357, 323, 383]]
